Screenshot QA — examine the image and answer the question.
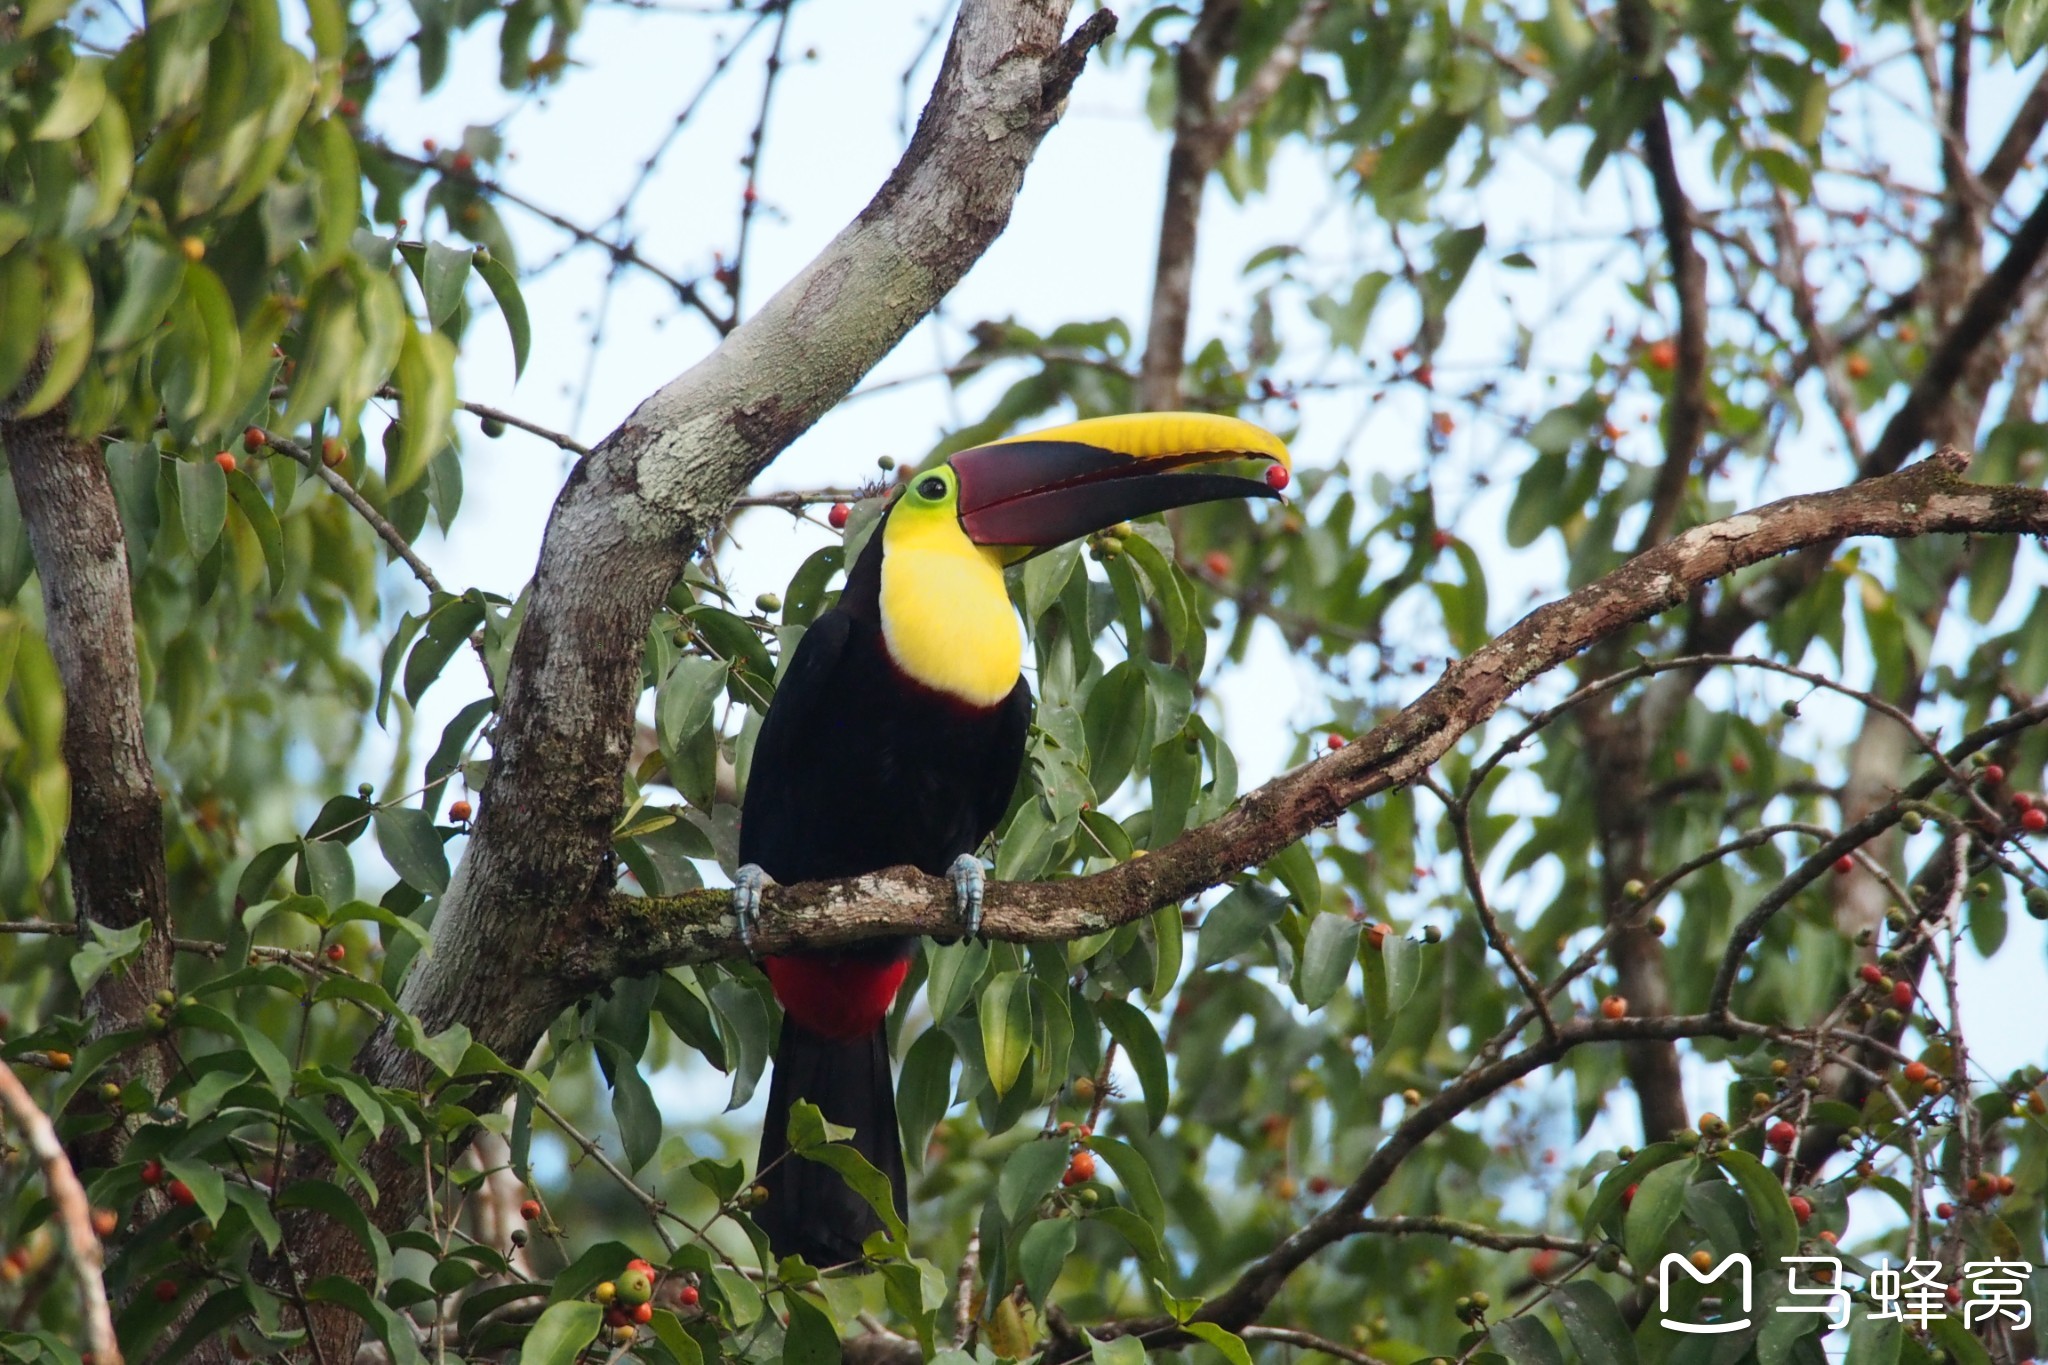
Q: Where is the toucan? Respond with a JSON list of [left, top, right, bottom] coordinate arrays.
[[733, 412, 1291, 1267]]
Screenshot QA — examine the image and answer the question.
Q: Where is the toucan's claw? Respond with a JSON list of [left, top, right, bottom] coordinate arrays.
[[948, 854, 987, 941], [733, 863, 770, 955]]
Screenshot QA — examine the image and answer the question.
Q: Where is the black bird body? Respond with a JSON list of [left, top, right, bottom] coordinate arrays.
[[742, 512, 1030, 1266]]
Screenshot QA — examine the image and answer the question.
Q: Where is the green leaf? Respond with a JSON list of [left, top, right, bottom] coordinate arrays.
[[998, 1139, 1070, 1226], [1096, 998, 1169, 1129], [1194, 884, 1284, 970], [2012, 0, 2048, 60], [896, 1027, 955, 1174], [609, 1049, 663, 1174], [421, 240, 472, 328], [1623, 1155, 1695, 1272], [176, 457, 228, 559], [782, 1288, 842, 1365], [99, 235, 186, 350], [1087, 1135, 1165, 1228], [1089, 1333, 1148, 1365], [32, 56, 106, 141], [374, 807, 451, 895], [391, 327, 457, 495], [1550, 1281, 1637, 1365], [522, 1301, 603, 1365], [1716, 1149, 1799, 1259], [1185, 1324, 1253, 1365], [161, 1157, 227, 1225], [1487, 1316, 1566, 1365], [224, 469, 285, 595], [472, 251, 531, 377], [67, 917, 149, 996], [979, 970, 1032, 1098], [797, 1141, 907, 1243], [1296, 911, 1358, 1010], [649, 1309, 705, 1365], [1018, 1216, 1076, 1304], [1083, 660, 1150, 796], [280, 1181, 392, 1282]]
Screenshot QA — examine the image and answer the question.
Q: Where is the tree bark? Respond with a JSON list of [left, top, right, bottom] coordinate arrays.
[[1, 402, 176, 1165]]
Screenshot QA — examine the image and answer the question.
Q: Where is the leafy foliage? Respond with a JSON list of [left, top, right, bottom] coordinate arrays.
[[2, 1, 2048, 1363]]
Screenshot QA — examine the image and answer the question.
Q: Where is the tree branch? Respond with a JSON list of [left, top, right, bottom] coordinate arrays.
[[571, 451, 2048, 979], [0, 1063, 120, 1364]]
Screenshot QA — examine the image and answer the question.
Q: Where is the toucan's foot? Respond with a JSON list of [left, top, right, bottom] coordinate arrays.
[[947, 854, 987, 941], [733, 863, 770, 955]]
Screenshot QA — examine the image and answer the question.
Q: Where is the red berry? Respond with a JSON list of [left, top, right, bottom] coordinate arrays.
[[325, 944, 345, 962], [168, 1180, 195, 1207], [625, 1259, 654, 1277], [140, 1159, 163, 1186], [1788, 1195, 1812, 1224], [1061, 1150, 1097, 1186], [633, 1303, 653, 1325], [827, 502, 851, 531], [1936, 1201, 1954, 1218], [337, 97, 360, 118], [1982, 764, 2006, 786], [1203, 550, 1233, 577], [451, 151, 474, 174], [1859, 964, 1885, 985], [1326, 735, 1346, 750], [1946, 1284, 1962, 1305], [2021, 807, 2047, 832], [242, 426, 266, 453], [1833, 855, 1855, 874], [1646, 340, 1678, 370], [1306, 1175, 1331, 1194], [449, 800, 473, 823], [214, 451, 236, 474], [153, 1279, 179, 1303], [519, 1199, 540, 1221], [1599, 995, 1627, 1020], [1729, 752, 1751, 776], [2014, 792, 2034, 811], [679, 1285, 700, 1308], [1430, 528, 1453, 551], [1768, 1121, 1797, 1152], [1264, 463, 1290, 492], [605, 1305, 631, 1329], [1622, 1183, 1638, 1208], [1891, 980, 1913, 1009]]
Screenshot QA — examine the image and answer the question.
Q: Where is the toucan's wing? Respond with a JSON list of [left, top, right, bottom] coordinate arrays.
[[738, 608, 854, 872]]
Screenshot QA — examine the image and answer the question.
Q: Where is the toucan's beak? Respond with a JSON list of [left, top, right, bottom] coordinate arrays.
[[951, 413, 1291, 549]]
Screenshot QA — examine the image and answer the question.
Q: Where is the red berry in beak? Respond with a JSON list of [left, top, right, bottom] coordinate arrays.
[[1264, 464, 1290, 492]]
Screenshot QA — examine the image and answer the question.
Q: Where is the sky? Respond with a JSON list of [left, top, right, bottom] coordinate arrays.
[[349, 0, 2048, 1253]]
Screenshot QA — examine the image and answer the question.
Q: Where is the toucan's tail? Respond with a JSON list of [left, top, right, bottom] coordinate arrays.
[[755, 1020, 907, 1267]]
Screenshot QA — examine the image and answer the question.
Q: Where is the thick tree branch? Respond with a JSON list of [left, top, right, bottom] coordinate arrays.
[[571, 451, 2048, 979], [1, 402, 176, 1161], [0, 1063, 120, 1364], [282, 4, 1117, 1355]]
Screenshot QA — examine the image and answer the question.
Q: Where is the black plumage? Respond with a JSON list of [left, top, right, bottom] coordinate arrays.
[[742, 506, 1031, 1265]]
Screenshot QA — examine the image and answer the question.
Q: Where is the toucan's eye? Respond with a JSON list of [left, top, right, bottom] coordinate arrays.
[[917, 475, 947, 500]]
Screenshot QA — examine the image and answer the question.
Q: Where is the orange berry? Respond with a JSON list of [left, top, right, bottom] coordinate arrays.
[[1789, 1195, 1812, 1224], [1845, 353, 1871, 380], [1599, 995, 1627, 1020], [449, 800, 473, 823], [214, 451, 236, 474], [1903, 1061, 1930, 1084], [519, 1199, 540, 1221], [1646, 340, 1677, 370], [1203, 550, 1233, 577], [242, 426, 266, 453], [91, 1208, 118, 1238], [1061, 1150, 1097, 1186]]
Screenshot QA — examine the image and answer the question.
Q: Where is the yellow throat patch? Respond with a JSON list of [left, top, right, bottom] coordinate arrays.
[[878, 504, 1023, 707]]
